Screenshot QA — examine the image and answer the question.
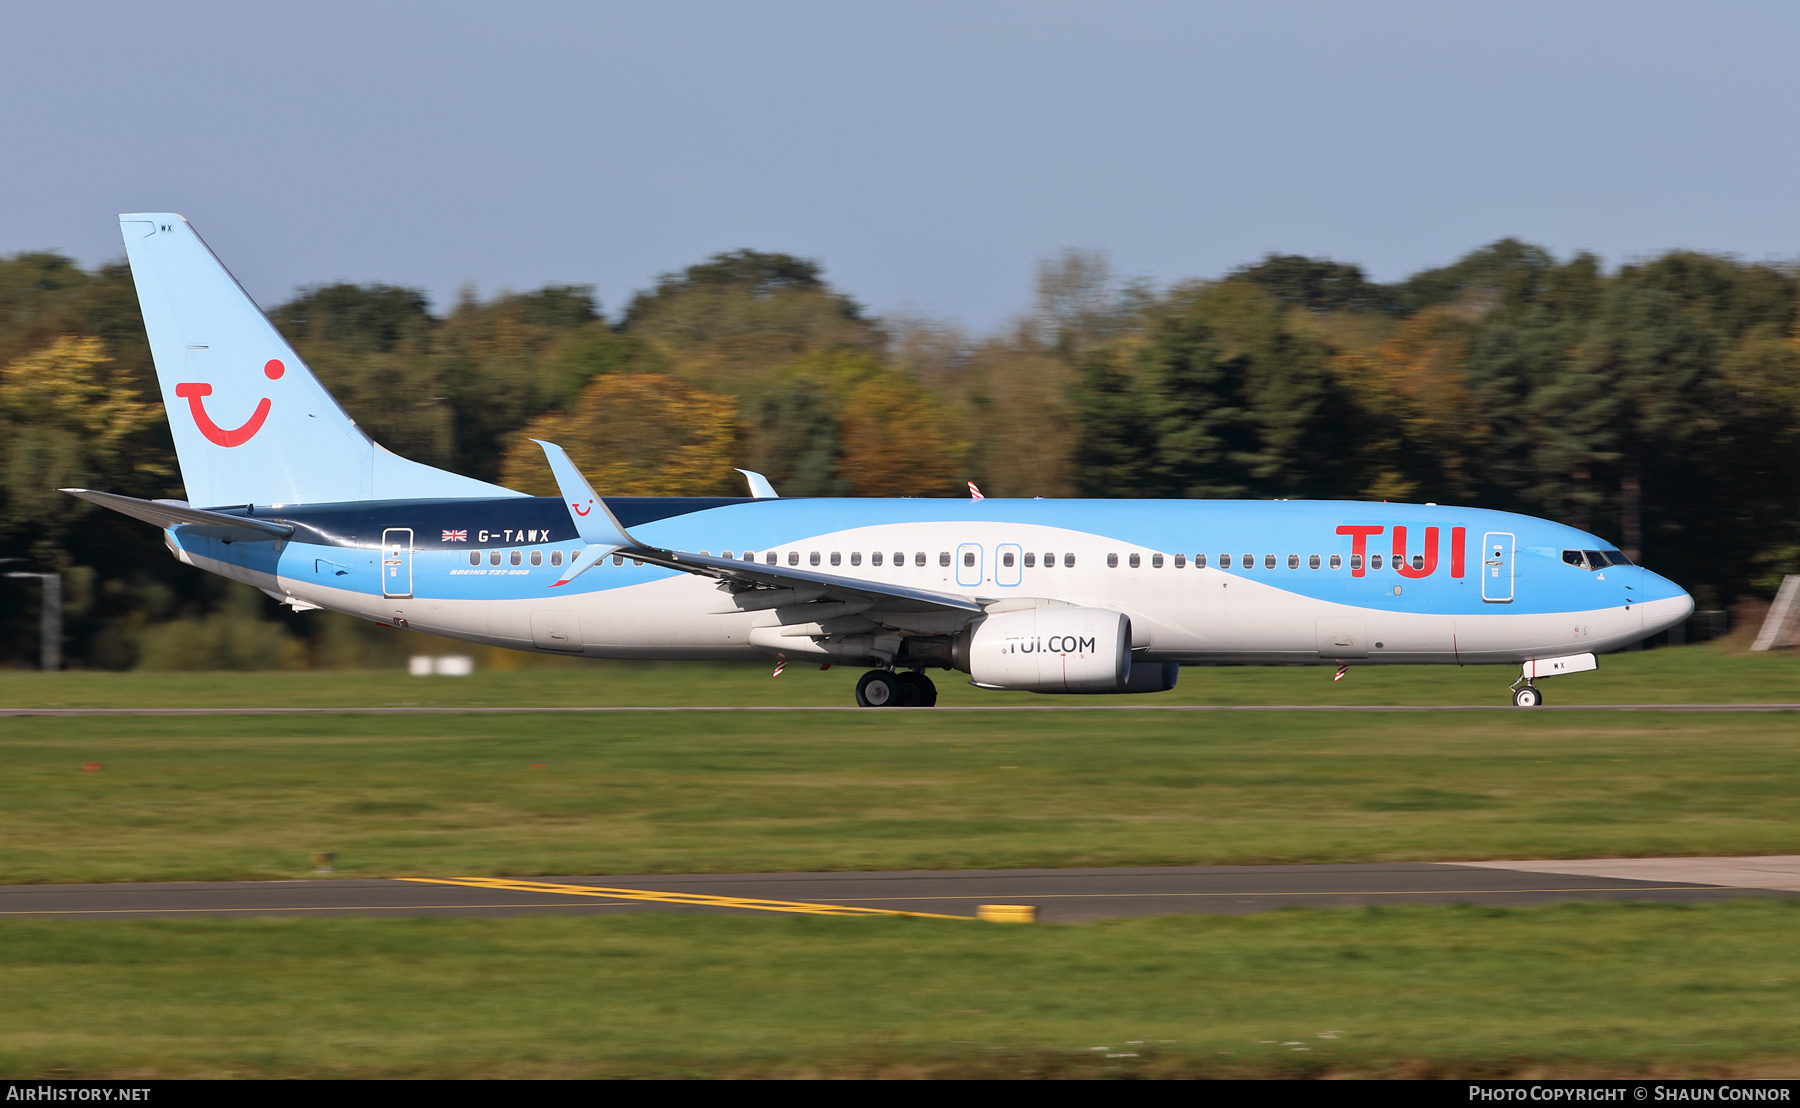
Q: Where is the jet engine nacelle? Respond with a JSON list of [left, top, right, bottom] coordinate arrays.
[[968, 607, 1133, 693]]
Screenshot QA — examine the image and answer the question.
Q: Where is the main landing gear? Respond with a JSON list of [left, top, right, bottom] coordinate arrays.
[[855, 669, 938, 707]]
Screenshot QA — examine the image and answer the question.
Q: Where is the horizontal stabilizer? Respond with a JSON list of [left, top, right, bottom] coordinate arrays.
[[63, 488, 294, 542]]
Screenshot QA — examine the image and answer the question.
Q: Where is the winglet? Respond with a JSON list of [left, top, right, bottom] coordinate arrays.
[[549, 542, 613, 587], [534, 440, 637, 548], [735, 469, 779, 499]]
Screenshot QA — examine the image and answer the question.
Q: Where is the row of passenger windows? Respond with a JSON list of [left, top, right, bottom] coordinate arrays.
[[469, 549, 563, 567], [708, 550, 1404, 571], [704, 550, 1083, 568], [1133, 552, 1417, 570], [464, 547, 1422, 572], [1102, 552, 1418, 570], [467, 549, 647, 568]]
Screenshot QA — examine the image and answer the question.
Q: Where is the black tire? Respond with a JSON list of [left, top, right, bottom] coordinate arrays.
[[1513, 686, 1543, 708], [899, 670, 938, 707], [895, 673, 922, 707], [856, 669, 903, 707]]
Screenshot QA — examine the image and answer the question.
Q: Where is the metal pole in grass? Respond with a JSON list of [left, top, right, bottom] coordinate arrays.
[[4, 570, 61, 672]]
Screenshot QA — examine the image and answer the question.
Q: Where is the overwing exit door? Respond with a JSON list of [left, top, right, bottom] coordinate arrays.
[[1481, 531, 1514, 603], [956, 543, 983, 588], [995, 543, 1023, 587], [382, 528, 414, 599]]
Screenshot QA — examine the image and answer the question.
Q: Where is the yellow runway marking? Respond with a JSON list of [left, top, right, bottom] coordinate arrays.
[[399, 876, 970, 919]]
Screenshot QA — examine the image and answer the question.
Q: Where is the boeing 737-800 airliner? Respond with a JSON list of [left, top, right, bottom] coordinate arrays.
[[67, 214, 1693, 707]]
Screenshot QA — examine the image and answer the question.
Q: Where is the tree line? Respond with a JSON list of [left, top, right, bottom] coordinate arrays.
[[0, 239, 1795, 668]]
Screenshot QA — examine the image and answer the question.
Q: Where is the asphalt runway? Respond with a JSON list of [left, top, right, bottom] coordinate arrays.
[[3, 704, 1798, 716], [4, 859, 1797, 924]]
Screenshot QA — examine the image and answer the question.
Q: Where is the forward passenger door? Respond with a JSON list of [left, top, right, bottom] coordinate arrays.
[[1481, 532, 1514, 603]]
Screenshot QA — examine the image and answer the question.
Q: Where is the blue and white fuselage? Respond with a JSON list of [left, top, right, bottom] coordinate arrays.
[[165, 494, 1686, 670], [73, 214, 1691, 708]]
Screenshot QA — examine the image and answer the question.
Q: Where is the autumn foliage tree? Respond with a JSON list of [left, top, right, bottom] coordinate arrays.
[[0, 335, 165, 553], [499, 373, 737, 497], [836, 374, 967, 495]]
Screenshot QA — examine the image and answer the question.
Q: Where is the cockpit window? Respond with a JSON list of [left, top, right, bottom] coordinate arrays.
[[1564, 549, 1632, 571]]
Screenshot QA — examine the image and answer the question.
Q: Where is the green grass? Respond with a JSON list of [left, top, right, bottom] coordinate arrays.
[[4, 903, 1800, 1078], [5, 703, 1799, 882], [0, 640, 1795, 709], [3, 649, 1796, 1079]]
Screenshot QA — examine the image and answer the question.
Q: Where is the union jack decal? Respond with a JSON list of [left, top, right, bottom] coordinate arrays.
[[441, 529, 468, 542]]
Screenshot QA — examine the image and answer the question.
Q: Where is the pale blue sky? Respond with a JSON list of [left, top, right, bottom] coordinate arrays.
[[4, 1, 1797, 328]]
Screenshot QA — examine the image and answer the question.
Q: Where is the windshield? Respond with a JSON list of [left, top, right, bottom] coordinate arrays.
[[1565, 549, 1633, 570]]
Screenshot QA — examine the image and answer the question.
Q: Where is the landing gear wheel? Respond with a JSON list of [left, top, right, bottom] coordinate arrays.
[[898, 670, 938, 707], [1512, 685, 1543, 708], [856, 669, 904, 707]]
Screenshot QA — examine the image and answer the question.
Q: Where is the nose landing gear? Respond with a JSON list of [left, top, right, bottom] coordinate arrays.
[[1508, 652, 1596, 705], [854, 669, 938, 707]]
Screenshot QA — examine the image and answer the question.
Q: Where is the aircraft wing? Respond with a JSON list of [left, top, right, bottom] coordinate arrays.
[[531, 440, 982, 624], [63, 488, 295, 542], [622, 546, 985, 616]]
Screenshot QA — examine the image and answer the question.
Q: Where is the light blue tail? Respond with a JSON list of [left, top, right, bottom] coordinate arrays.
[[119, 213, 519, 508]]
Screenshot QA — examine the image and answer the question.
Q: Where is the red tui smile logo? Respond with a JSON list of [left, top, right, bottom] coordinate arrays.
[[175, 360, 284, 447]]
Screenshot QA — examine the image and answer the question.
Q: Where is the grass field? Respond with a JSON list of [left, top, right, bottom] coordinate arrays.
[[2, 671, 1798, 883], [4, 644, 1797, 1078], [1, 639, 1795, 709], [4, 903, 1800, 1078]]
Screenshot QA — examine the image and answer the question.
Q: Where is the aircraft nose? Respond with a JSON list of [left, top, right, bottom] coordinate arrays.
[[1634, 568, 1694, 637], [1641, 566, 1691, 606]]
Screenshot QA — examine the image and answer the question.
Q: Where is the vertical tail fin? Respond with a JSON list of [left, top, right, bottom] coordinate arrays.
[[119, 214, 519, 507]]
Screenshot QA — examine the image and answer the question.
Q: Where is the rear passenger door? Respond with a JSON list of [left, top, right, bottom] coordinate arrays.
[[382, 528, 413, 599]]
